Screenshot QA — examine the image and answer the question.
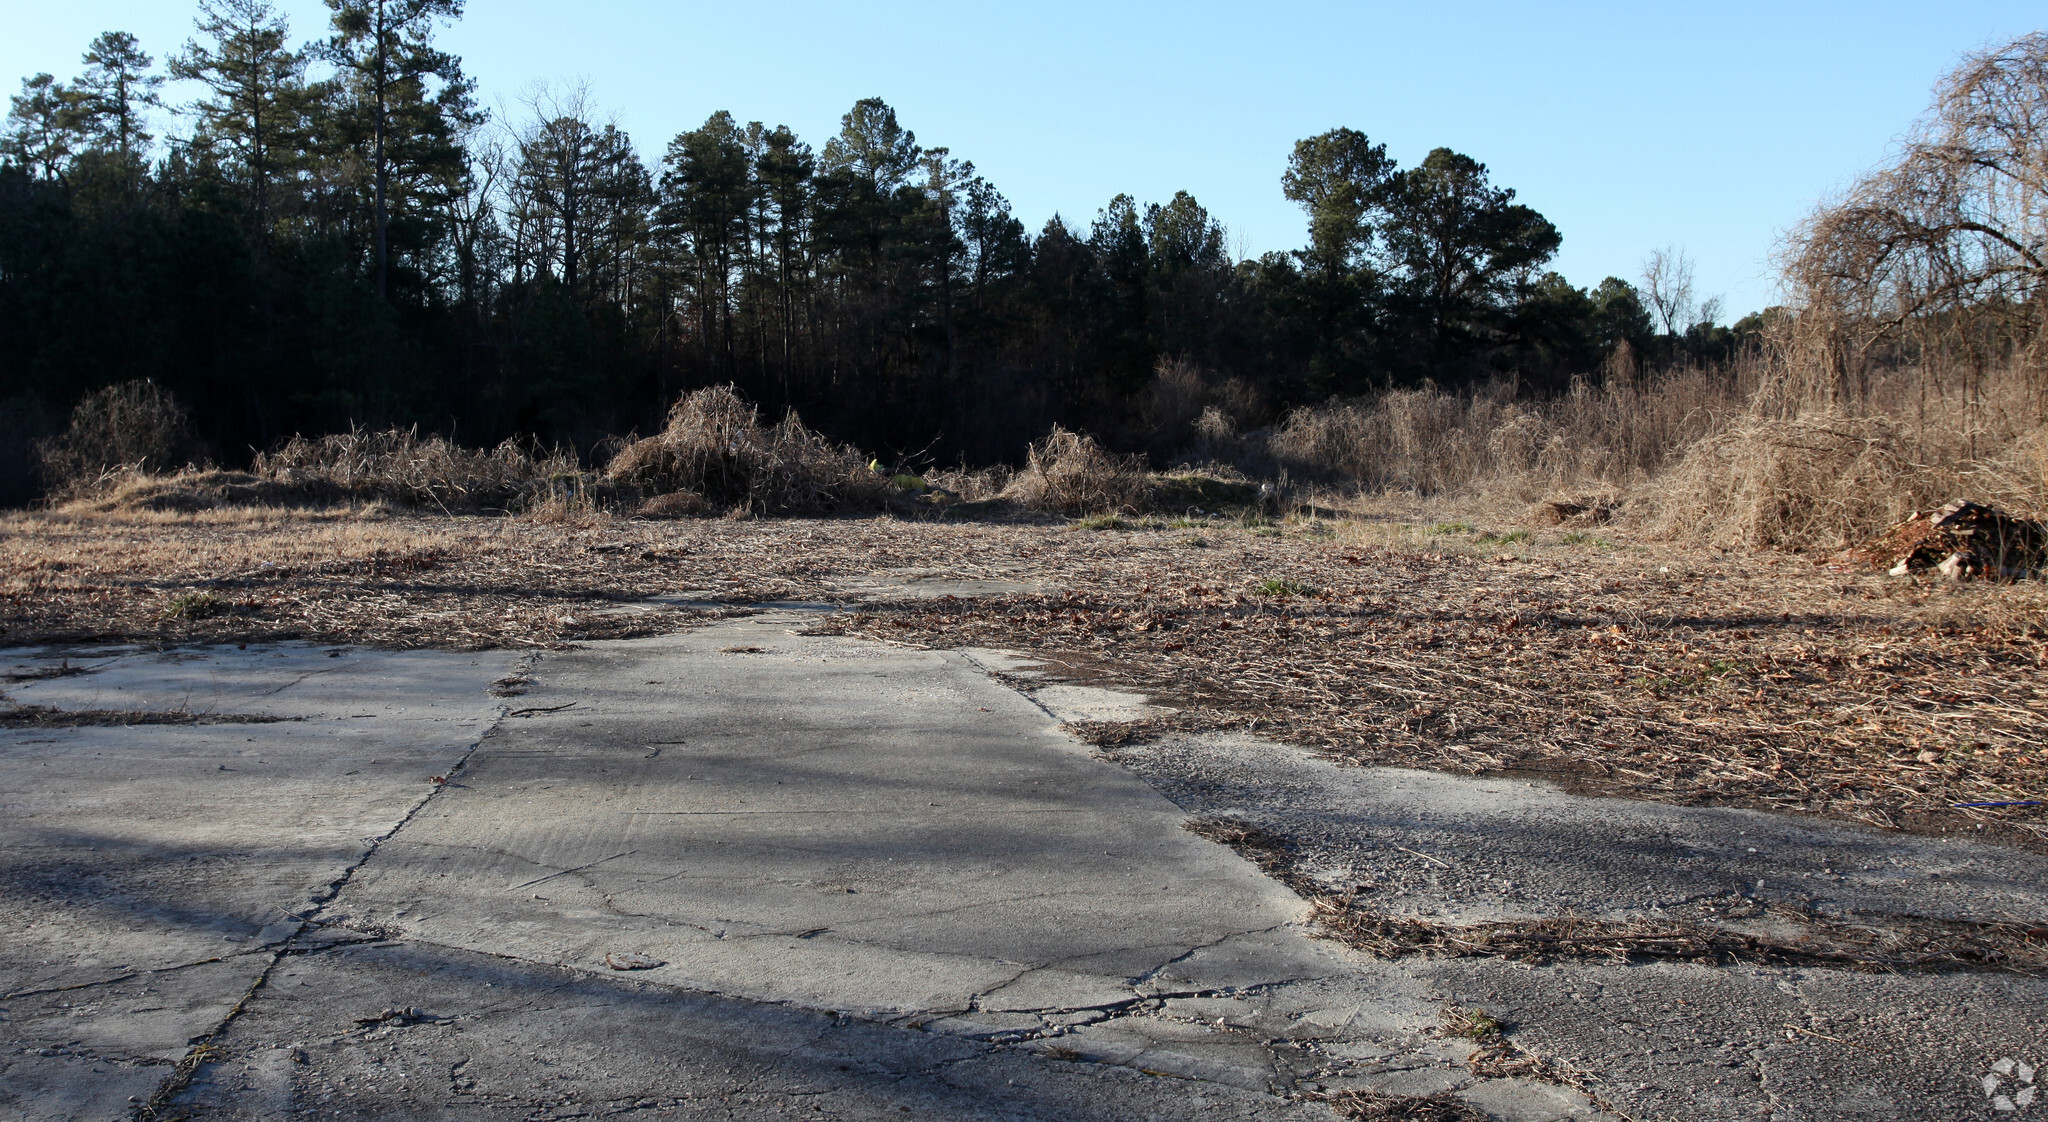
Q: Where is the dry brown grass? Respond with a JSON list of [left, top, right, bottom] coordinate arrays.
[[252, 427, 579, 513], [1001, 427, 1152, 514], [4, 506, 2043, 849], [48, 428, 580, 517], [805, 516, 2048, 847], [36, 380, 199, 499], [1651, 372, 2048, 550], [603, 385, 888, 515], [1262, 366, 1751, 508]]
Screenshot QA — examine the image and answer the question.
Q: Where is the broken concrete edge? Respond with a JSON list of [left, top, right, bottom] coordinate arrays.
[[1179, 811, 2048, 978]]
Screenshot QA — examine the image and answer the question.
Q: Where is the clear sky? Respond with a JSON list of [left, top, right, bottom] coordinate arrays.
[[6, 2, 2042, 319]]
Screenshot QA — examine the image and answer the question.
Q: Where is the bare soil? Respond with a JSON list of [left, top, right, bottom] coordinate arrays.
[[3, 505, 2043, 849]]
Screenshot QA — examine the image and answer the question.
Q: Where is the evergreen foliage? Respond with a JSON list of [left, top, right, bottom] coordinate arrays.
[[0, 5, 1757, 485]]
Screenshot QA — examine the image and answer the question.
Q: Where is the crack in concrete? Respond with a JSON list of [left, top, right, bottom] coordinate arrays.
[[4, 944, 282, 1000], [130, 656, 533, 1119], [509, 850, 636, 890], [1124, 923, 1291, 990]]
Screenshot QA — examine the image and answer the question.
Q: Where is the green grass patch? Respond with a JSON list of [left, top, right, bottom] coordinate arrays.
[[1255, 577, 1315, 597], [163, 591, 227, 620], [1427, 521, 1476, 536]]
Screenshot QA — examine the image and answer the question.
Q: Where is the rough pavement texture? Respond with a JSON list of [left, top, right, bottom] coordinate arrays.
[[1106, 732, 2048, 929], [2, 626, 2040, 1120], [1106, 731, 2048, 1120]]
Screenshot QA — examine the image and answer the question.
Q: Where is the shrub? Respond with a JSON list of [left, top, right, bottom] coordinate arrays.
[[604, 385, 886, 515], [1003, 427, 1151, 514], [37, 380, 198, 498], [252, 427, 574, 512]]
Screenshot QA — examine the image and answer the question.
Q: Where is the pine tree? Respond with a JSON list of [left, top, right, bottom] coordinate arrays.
[[172, 0, 309, 236], [71, 32, 164, 162], [319, 0, 476, 301]]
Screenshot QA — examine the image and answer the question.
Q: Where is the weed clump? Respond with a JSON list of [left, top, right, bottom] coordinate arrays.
[[37, 380, 200, 499], [162, 590, 227, 620], [1002, 427, 1151, 515], [1255, 577, 1314, 597], [251, 428, 576, 512], [604, 385, 887, 516]]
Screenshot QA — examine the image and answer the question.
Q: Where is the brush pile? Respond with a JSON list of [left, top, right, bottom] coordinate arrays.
[[1000, 427, 1151, 514], [252, 428, 576, 512], [1851, 500, 2048, 580], [604, 385, 887, 515]]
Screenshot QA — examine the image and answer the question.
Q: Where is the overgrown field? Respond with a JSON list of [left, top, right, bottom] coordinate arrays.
[[3, 506, 2042, 851]]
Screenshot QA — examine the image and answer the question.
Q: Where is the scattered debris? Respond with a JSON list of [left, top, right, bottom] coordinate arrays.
[[1309, 1090, 1489, 1121], [604, 952, 664, 971], [353, 1006, 448, 1027], [0, 705, 291, 729], [1308, 898, 2048, 975], [1852, 500, 2048, 580], [506, 702, 577, 717], [1186, 815, 2048, 974], [1, 660, 88, 683], [1529, 499, 1613, 527]]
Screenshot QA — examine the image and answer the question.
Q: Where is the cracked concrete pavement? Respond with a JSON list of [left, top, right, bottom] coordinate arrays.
[[1, 617, 2041, 1120]]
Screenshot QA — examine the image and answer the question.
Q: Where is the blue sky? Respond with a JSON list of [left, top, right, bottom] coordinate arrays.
[[6, 2, 2041, 318]]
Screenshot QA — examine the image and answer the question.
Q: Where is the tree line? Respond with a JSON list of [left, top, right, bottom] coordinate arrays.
[[0, 0, 1761, 476]]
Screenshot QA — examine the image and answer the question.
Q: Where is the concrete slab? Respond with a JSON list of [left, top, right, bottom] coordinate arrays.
[[1107, 730, 2048, 1120], [0, 643, 523, 1116], [167, 938, 1351, 1121], [329, 616, 1321, 1018]]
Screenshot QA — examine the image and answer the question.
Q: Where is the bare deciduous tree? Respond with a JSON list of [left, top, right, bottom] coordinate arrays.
[[1787, 32, 2048, 408], [1641, 246, 1696, 336]]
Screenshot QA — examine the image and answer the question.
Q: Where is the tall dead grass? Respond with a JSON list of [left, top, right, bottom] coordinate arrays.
[[252, 427, 579, 512], [1002, 427, 1152, 514], [36, 380, 200, 499], [1264, 365, 1753, 500], [1652, 363, 2048, 548], [603, 384, 887, 515]]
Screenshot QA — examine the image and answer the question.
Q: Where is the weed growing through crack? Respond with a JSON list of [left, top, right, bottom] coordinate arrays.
[[1441, 1005, 1503, 1042]]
